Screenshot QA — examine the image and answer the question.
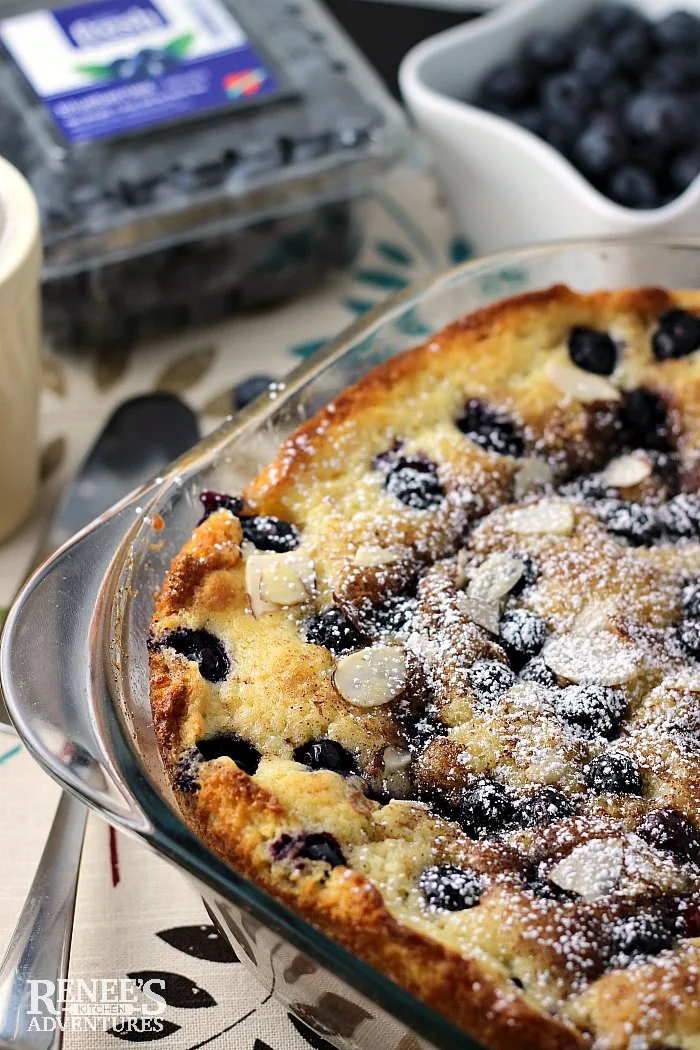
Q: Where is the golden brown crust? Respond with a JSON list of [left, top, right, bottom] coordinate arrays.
[[193, 762, 584, 1050], [150, 284, 700, 1050]]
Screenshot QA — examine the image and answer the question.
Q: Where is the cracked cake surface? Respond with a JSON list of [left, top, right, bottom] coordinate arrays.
[[149, 284, 700, 1050]]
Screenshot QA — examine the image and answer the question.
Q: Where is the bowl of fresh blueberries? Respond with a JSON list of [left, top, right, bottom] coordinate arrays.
[[400, 0, 700, 253]]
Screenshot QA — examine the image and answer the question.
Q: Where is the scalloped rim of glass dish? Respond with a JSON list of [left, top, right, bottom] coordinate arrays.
[[10, 236, 700, 1050]]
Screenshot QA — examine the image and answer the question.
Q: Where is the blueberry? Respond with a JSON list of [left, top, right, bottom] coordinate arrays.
[[371, 594, 417, 636], [419, 863, 483, 911], [568, 326, 618, 375], [460, 779, 516, 836], [303, 832, 347, 866], [512, 108, 547, 138], [135, 49, 168, 78], [196, 733, 261, 774], [624, 93, 693, 152], [510, 556, 540, 597], [521, 30, 571, 71], [198, 490, 244, 523], [158, 628, 230, 683], [598, 78, 635, 112], [543, 120, 577, 156], [519, 656, 558, 688], [400, 714, 442, 752], [232, 374, 275, 411], [293, 738, 358, 774], [518, 787, 576, 827], [595, 499, 661, 545], [528, 875, 576, 901], [607, 165, 659, 209], [609, 911, 675, 964], [273, 831, 346, 867], [468, 660, 516, 702], [304, 607, 366, 656], [574, 45, 618, 88], [561, 474, 611, 504], [610, 23, 652, 73], [110, 56, 139, 81], [671, 151, 700, 195], [652, 309, 700, 361], [456, 399, 524, 458], [653, 10, 700, 51], [682, 579, 700, 620], [554, 684, 627, 739], [499, 609, 547, 668], [619, 388, 671, 451], [585, 752, 643, 795], [573, 120, 627, 179], [476, 98, 515, 119], [678, 619, 700, 659], [637, 807, 700, 861], [659, 493, 700, 539], [644, 52, 699, 94], [478, 63, 534, 109], [384, 456, 445, 511], [240, 515, 300, 552], [173, 750, 201, 793], [542, 73, 594, 130], [587, 3, 646, 34]]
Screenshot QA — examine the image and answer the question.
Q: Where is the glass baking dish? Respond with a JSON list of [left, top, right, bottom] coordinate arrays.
[[6, 239, 700, 1050]]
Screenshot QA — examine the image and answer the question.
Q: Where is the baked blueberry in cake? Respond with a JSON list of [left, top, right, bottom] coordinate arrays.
[[150, 285, 700, 1050]]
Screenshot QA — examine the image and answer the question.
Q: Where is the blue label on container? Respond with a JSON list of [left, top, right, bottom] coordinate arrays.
[[0, 0, 280, 143]]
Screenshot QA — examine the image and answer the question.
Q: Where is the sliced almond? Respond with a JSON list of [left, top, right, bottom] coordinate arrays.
[[549, 839, 624, 900], [245, 556, 275, 618], [542, 632, 639, 686], [382, 746, 412, 774], [246, 551, 315, 615], [458, 594, 501, 634], [467, 552, 524, 603], [333, 646, 406, 708], [546, 360, 621, 404], [513, 458, 554, 500], [508, 499, 575, 537], [601, 454, 652, 488], [624, 834, 690, 896], [353, 545, 401, 568], [572, 599, 619, 636]]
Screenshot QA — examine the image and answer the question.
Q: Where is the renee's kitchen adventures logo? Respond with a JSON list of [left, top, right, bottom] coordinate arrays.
[[26, 977, 166, 1034]]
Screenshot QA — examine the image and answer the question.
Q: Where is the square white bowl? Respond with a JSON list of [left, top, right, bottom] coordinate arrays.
[[400, 0, 700, 252]]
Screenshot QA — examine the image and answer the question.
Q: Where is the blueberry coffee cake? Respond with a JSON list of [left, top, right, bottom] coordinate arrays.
[[150, 285, 700, 1050]]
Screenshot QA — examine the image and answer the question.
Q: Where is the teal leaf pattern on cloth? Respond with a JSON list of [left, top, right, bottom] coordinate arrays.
[[354, 269, 410, 292], [344, 298, 374, 315], [481, 266, 528, 297], [394, 307, 432, 338], [374, 241, 413, 266], [449, 237, 472, 263], [289, 338, 327, 360], [0, 743, 20, 765]]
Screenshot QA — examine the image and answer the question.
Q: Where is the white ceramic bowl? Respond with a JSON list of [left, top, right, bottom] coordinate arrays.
[[400, 0, 700, 253]]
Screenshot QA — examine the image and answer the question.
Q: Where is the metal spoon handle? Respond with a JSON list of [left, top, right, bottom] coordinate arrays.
[[0, 791, 87, 1050]]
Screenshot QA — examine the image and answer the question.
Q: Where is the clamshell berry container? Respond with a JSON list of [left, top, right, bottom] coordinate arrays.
[[7, 240, 700, 1050], [0, 0, 406, 350]]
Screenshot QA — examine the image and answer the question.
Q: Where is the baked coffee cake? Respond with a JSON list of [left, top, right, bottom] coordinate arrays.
[[149, 285, 700, 1049]]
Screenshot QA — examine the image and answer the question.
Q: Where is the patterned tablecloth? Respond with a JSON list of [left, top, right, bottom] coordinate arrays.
[[0, 168, 459, 1050]]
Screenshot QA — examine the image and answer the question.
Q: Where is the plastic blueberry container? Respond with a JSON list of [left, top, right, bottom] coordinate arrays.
[[0, 0, 406, 350], [400, 0, 700, 255], [6, 239, 700, 1050]]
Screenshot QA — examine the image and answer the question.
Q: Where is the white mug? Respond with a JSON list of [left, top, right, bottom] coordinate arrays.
[[0, 157, 42, 542]]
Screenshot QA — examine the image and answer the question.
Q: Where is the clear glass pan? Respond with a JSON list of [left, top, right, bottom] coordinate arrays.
[[6, 239, 700, 1050]]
